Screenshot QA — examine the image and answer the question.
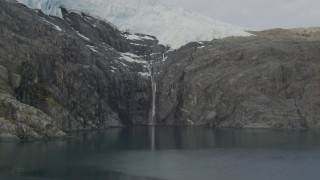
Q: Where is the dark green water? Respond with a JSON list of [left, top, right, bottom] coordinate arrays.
[[1, 126, 320, 180]]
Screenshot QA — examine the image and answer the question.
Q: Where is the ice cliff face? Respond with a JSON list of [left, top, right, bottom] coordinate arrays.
[[17, 0, 251, 48]]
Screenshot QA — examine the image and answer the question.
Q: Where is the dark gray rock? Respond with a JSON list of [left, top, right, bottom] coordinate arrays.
[[9, 72, 21, 88], [0, 0, 166, 139], [156, 31, 320, 129], [0, 65, 8, 82]]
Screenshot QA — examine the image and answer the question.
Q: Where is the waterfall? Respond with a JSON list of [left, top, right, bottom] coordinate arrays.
[[148, 62, 157, 125], [148, 53, 165, 150], [148, 61, 157, 150], [151, 68, 157, 125]]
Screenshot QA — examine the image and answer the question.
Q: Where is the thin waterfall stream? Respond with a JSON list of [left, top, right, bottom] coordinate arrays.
[[148, 61, 157, 150], [148, 58, 158, 126], [151, 66, 157, 125], [148, 53, 165, 150]]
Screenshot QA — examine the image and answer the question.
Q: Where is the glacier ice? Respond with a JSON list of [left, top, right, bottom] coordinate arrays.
[[18, 0, 63, 17], [18, 0, 251, 49]]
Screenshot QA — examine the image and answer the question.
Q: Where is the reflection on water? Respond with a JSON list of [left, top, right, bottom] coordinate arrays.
[[150, 126, 156, 151], [1, 126, 320, 180]]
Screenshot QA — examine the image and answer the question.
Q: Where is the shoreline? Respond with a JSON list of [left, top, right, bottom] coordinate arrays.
[[0, 125, 316, 143]]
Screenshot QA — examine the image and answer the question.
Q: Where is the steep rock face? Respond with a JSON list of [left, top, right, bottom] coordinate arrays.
[[156, 32, 320, 128], [0, 0, 166, 139]]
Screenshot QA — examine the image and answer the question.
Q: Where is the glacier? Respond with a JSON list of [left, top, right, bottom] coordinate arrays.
[[17, 0, 251, 49]]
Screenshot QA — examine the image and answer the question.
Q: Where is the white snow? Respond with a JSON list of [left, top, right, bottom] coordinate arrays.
[[120, 62, 128, 67], [120, 53, 148, 64], [124, 34, 141, 41], [123, 34, 155, 41], [77, 31, 90, 41], [138, 72, 150, 77], [141, 35, 155, 40], [121, 52, 141, 58], [86, 45, 97, 52], [130, 42, 146, 46], [162, 56, 167, 62], [86, 45, 103, 55], [18, 0, 252, 49], [42, 18, 62, 31]]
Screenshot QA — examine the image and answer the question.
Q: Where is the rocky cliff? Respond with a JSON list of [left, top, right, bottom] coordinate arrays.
[[0, 0, 166, 140], [155, 30, 320, 128]]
